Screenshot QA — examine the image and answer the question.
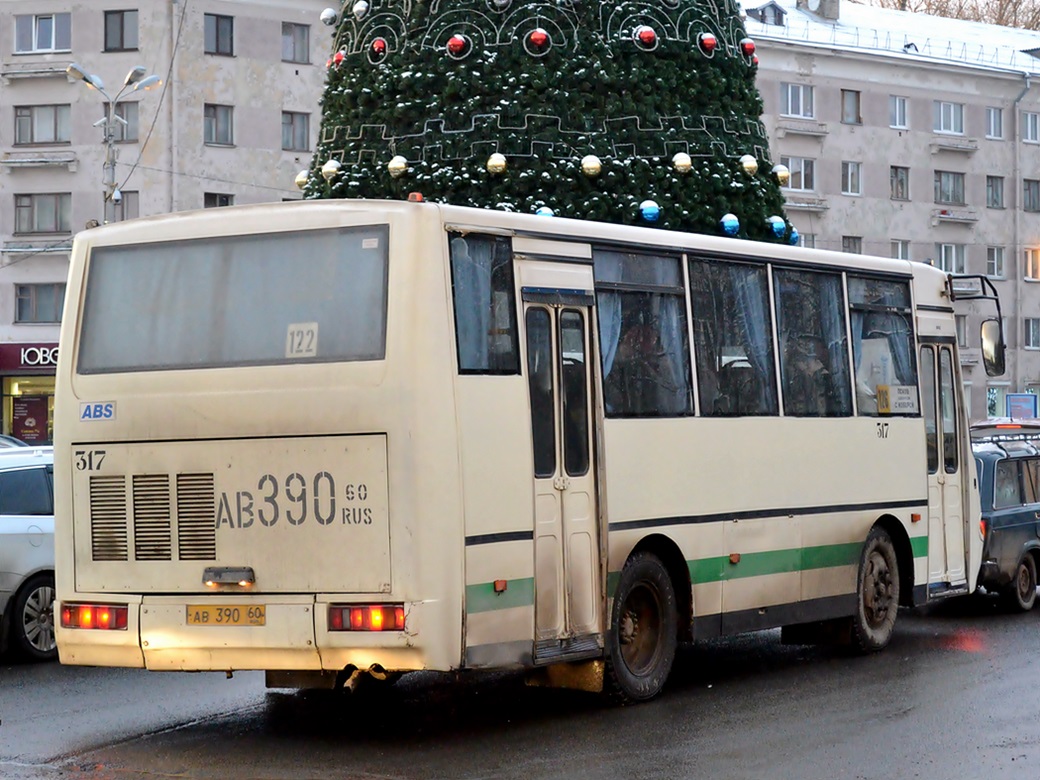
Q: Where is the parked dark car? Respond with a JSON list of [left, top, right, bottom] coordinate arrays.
[[971, 420, 1040, 611]]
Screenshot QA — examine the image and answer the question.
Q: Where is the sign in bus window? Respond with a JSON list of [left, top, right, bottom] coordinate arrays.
[[286, 322, 319, 358]]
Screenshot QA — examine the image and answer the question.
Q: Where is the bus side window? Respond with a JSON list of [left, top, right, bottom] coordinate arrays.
[[688, 257, 778, 417], [449, 233, 520, 374], [773, 269, 852, 417], [848, 277, 917, 417]]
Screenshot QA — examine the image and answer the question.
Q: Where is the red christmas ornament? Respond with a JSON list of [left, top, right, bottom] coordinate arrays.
[[753, 54, 759, 66], [529, 28, 549, 49], [740, 37, 756, 56], [447, 34, 467, 55], [333, 50, 345, 66], [635, 25, 657, 47], [372, 37, 387, 56], [325, 58, 332, 68], [698, 32, 717, 54]]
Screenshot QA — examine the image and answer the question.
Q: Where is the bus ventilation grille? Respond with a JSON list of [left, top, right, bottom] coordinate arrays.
[[89, 473, 217, 562]]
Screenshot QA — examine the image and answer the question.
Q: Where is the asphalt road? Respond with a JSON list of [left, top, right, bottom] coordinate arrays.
[[2, 594, 1037, 780]]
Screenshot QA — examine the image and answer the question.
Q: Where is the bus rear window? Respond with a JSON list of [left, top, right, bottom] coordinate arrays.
[[77, 226, 389, 373]]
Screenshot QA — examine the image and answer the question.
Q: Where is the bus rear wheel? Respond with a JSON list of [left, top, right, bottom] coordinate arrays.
[[604, 551, 677, 704], [850, 527, 900, 653]]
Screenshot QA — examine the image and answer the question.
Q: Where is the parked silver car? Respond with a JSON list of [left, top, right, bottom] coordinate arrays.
[[0, 447, 55, 661]]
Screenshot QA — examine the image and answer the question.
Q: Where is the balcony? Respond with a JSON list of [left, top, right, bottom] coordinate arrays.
[[783, 195, 829, 212], [0, 62, 72, 84], [1, 152, 77, 172], [931, 207, 978, 225], [929, 135, 979, 154], [1, 239, 73, 263], [776, 120, 829, 138]]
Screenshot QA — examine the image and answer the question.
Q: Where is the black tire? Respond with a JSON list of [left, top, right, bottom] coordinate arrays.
[[850, 527, 900, 654], [1003, 555, 1037, 613], [603, 551, 678, 704], [11, 573, 57, 662]]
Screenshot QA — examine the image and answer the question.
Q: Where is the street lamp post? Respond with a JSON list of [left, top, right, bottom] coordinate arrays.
[[66, 63, 161, 224]]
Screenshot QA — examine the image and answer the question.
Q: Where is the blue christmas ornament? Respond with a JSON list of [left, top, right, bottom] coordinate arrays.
[[768, 215, 786, 237], [535, 206, 555, 217], [720, 213, 739, 236], [788, 227, 800, 245], [639, 199, 660, 222]]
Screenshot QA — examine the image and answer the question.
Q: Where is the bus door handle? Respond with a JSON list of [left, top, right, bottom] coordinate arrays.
[[554, 476, 571, 491]]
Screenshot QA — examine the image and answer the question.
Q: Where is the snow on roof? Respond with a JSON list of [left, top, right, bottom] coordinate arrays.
[[741, 0, 1040, 75]]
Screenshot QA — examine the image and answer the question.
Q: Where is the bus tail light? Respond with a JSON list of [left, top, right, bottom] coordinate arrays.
[[980, 518, 988, 540], [61, 603, 129, 630], [328, 604, 405, 631]]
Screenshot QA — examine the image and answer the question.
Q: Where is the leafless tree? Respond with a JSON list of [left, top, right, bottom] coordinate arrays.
[[865, 0, 1040, 30]]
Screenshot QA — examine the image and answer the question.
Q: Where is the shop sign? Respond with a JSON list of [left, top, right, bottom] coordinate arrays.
[[0, 343, 59, 373]]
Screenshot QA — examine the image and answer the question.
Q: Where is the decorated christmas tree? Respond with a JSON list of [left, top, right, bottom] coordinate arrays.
[[302, 0, 792, 242]]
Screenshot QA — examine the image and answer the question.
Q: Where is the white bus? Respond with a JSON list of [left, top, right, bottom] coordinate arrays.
[[54, 200, 1005, 702]]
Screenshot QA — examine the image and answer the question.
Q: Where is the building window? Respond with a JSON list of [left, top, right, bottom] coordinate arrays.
[[1025, 112, 1040, 143], [842, 236, 863, 254], [956, 315, 968, 348], [15, 193, 71, 234], [780, 156, 814, 191], [933, 100, 964, 134], [1025, 179, 1040, 212], [889, 95, 908, 129], [891, 240, 910, 260], [841, 161, 862, 195], [986, 107, 1003, 139], [798, 233, 816, 249], [15, 284, 65, 324], [936, 243, 966, 273], [987, 246, 1005, 278], [934, 170, 965, 205], [204, 104, 234, 145], [104, 10, 138, 51], [890, 166, 909, 200], [112, 190, 139, 222], [1026, 248, 1040, 280], [987, 175, 1004, 208], [204, 13, 234, 56], [780, 83, 814, 119], [282, 22, 309, 63], [841, 89, 862, 124], [1026, 319, 1040, 349], [281, 112, 309, 151], [14, 13, 71, 53], [14, 105, 71, 145], [988, 385, 1007, 417], [204, 193, 234, 208], [104, 102, 139, 143]]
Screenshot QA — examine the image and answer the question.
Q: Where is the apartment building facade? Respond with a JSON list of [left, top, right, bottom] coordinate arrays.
[[0, 0, 328, 441], [750, 0, 1040, 421]]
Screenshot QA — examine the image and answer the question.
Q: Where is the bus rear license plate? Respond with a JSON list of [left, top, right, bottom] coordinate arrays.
[[186, 605, 266, 626]]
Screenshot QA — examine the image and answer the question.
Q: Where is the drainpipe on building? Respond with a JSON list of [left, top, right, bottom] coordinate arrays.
[[169, 0, 179, 213], [1014, 72, 1032, 395]]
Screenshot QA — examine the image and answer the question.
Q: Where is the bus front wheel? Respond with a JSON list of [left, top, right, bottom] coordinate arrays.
[[604, 551, 678, 704], [850, 527, 900, 653]]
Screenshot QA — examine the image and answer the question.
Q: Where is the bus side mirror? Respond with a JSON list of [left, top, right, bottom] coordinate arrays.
[[981, 318, 1006, 377]]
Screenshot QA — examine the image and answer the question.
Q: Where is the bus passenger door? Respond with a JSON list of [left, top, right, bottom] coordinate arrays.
[[921, 344, 968, 592], [525, 304, 602, 662]]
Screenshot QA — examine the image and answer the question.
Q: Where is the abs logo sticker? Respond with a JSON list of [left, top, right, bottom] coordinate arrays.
[[80, 402, 116, 421]]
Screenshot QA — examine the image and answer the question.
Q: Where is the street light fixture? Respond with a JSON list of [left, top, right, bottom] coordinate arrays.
[[66, 62, 161, 225]]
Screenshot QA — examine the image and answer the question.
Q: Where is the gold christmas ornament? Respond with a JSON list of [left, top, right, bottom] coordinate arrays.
[[772, 163, 791, 186], [739, 154, 759, 175], [672, 152, 692, 174], [581, 155, 602, 177], [294, 169, 309, 189], [487, 153, 507, 174], [388, 155, 408, 178], [321, 159, 342, 181]]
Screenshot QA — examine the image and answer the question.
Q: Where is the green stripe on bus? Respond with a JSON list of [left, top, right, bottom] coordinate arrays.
[[608, 537, 931, 594], [466, 578, 535, 614]]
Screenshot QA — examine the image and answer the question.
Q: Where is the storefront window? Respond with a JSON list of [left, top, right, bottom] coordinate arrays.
[[3, 376, 55, 444]]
